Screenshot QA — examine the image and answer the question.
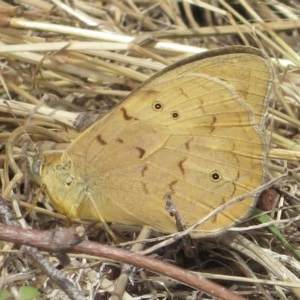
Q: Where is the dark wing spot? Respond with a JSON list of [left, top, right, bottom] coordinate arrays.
[[141, 182, 149, 194], [178, 158, 187, 175], [219, 77, 229, 84], [185, 137, 193, 150], [230, 178, 237, 197], [198, 100, 205, 114], [210, 116, 217, 133], [212, 116, 216, 124], [116, 138, 124, 144], [221, 197, 226, 205], [120, 107, 138, 121], [168, 180, 178, 193], [179, 87, 188, 98], [141, 165, 148, 177], [145, 89, 160, 97], [96, 134, 107, 145], [226, 170, 238, 197], [136, 147, 146, 159], [211, 214, 218, 223]]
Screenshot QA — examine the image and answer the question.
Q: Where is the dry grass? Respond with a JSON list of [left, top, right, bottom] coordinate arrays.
[[1, 1, 300, 299]]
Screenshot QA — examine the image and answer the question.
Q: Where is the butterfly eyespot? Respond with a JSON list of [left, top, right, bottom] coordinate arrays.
[[171, 111, 179, 119], [153, 101, 163, 111], [210, 171, 222, 182]]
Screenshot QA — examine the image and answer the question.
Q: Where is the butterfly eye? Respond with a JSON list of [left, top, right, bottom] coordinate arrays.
[[171, 111, 179, 119], [65, 176, 73, 186], [210, 171, 222, 182], [153, 101, 163, 111], [31, 157, 42, 175]]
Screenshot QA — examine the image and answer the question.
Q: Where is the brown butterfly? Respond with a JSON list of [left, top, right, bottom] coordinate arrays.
[[36, 46, 273, 238]]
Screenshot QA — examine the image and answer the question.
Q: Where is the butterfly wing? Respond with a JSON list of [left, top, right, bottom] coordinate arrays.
[[41, 47, 273, 237]]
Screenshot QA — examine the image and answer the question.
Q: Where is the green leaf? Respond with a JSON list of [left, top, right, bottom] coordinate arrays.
[[253, 208, 300, 261], [17, 286, 41, 300], [0, 289, 12, 300]]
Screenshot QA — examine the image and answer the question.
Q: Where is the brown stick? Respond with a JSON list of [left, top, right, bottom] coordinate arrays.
[[0, 223, 245, 300]]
